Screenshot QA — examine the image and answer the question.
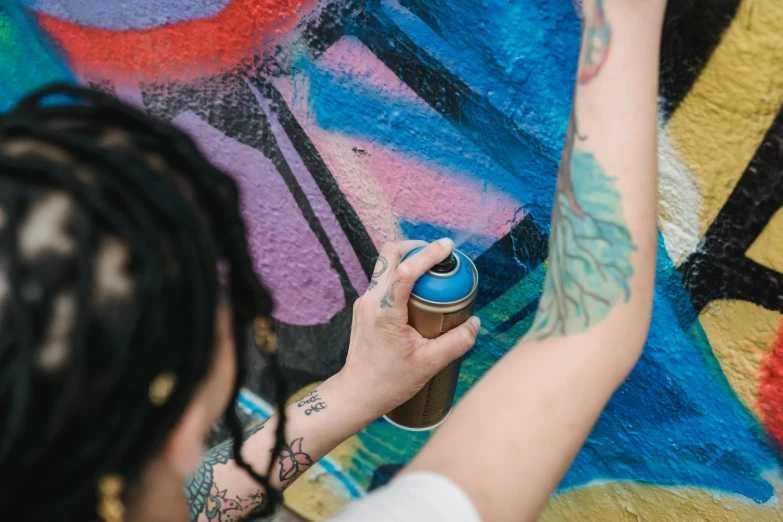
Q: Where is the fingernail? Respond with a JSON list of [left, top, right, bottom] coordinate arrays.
[[437, 237, 454, 248], [469, 316, 481, 330]]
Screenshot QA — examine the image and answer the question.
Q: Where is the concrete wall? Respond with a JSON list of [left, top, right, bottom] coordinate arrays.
[[2, 0, 782, 519]]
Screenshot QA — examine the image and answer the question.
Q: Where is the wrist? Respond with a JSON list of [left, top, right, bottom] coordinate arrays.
[[324, 368, 384, 429]]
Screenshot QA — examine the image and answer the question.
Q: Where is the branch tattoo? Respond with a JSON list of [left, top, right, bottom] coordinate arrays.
[[530, 0, 635, 339]]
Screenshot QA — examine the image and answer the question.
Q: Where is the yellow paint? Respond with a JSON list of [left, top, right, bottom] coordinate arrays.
[[667, 0, 783, 238], [699, 300, 781, 418], [286, 381, 323, 407], [747, 207, 783, 273], [285, 435, 366, 521], [540, 479, 783, 522], [283, 381, 363, 520]]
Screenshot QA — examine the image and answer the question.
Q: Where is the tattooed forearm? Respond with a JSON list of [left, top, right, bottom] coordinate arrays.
[[579, 0, 611, 84], [529, 1, 635, 339], [380, 279, 399, 309], [278, 438, 314, 483], [367, 255, 388, 291], [297, 390, 327, 415], [185, 423, 266, 521]]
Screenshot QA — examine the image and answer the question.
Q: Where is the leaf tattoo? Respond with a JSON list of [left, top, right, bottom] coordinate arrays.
[[530, 114, 635, 339], [579, 0, 611, 84], [185, 423, 265, 521], [278, 438, 314, 482], [380, 280, 400, 309]]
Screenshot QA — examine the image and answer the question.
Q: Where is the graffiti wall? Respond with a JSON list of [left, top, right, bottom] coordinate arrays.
[[2, 0, 782, 519]]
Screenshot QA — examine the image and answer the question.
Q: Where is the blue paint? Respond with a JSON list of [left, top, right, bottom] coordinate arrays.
[[391, 0, 580, 158], [0, 1, 72, 113], [22, 0, 230, 30], [560, 233, 779, 502]]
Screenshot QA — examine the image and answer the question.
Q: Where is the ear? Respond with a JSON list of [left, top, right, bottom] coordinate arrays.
[[162, 395, 210, 478]]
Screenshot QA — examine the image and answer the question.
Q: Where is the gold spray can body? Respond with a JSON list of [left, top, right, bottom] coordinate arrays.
[[384, 248, 479, 431]]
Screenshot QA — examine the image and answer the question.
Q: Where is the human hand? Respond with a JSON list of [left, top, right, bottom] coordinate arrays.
[[339, 239, 481, 419]]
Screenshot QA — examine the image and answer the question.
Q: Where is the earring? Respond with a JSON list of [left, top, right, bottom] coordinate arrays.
[[148, 372, 177, 406], [97, 474, 125, 522], [254, 317, 278, 354]]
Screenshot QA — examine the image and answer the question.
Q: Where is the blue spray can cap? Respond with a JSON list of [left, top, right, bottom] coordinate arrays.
[[401, 246, 477, 304]]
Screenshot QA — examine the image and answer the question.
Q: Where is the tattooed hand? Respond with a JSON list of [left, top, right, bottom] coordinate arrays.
[[342, 239, 481, 416]]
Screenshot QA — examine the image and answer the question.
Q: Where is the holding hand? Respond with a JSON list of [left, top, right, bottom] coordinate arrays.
[[340, 239, 481, 418]]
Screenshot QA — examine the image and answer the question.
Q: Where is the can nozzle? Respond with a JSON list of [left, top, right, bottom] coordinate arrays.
[[431, 253, 458, 274]]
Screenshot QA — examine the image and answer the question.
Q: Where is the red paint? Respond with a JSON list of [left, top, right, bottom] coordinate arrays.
[[35, 0, 317, 82], [759, 319, 783, 451]]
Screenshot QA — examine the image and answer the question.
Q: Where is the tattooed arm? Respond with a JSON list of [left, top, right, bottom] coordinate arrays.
[[185, 373, 380, 522], [186, 239, 481, 522], [404, 1, 667, 521]]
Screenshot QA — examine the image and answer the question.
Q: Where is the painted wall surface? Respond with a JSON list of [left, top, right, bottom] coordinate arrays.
[[2, 0, 782, 520]]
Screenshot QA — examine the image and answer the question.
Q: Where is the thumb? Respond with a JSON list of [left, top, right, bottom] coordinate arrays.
[[423, 316, 481, 371]]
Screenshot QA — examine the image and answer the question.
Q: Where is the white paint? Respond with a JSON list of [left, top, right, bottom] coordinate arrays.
[[658, 119, 703, 266]]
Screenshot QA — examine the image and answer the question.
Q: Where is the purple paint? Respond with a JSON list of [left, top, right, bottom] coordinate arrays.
[[24, 0, 230, 30], [246, 78, 369, 295], [172, 111, 345, 325]]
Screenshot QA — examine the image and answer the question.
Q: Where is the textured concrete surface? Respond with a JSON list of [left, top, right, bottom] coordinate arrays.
[[3, 0, 783, 520]]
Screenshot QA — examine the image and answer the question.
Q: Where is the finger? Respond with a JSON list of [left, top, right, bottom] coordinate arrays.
[[368, 240, 427, 292], [422, 316, 481, 371], [392, 238, 454, 307]]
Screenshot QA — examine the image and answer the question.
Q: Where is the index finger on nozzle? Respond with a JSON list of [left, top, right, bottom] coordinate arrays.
[[396, 238, 454, 285]]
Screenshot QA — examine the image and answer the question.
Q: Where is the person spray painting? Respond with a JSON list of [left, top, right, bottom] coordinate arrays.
[[0, 0, 667, 520]]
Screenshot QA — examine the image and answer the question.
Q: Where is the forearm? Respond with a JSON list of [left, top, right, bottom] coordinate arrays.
[[187, 370, 375, 521], [405, 1, 666, 520]]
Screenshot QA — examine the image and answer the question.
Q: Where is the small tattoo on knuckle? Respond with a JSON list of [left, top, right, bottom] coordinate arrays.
[[380, 279, 400, 309], [372, 256, 389, 278]]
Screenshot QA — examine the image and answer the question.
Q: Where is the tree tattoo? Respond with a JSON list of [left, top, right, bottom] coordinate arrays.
[[278, 438, 314, 482], [367, 255, 388, 292], [185, 423, 265, 522], [579, 0, 611, 84], [530, 111, 635, 339], [380, 279, 400, 309], [297, 390, 327, 415]]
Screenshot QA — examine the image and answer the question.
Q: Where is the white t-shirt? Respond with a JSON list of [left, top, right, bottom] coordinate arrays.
[[329, 472, 481, 522]]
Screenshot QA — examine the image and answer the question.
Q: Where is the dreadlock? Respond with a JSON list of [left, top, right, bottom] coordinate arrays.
[[0, 83, 288, 521]]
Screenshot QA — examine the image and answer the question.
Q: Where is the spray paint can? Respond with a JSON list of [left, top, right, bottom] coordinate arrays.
[[383, 246, 479, 431]]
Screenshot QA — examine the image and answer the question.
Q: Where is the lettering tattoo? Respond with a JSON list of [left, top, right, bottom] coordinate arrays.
[[297, 390, 327, 415], [579, 0, 611, 84], [278, 438, 314, 483], [185, 423, 265, 522], [380, 279, 400, 309], [367, 255, 388, 292]]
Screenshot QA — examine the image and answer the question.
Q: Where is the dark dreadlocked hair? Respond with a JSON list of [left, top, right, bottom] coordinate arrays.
[[0, 83, 288, 521]]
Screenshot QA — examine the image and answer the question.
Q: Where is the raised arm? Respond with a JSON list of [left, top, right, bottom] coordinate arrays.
[[404, 1, 666, 520]]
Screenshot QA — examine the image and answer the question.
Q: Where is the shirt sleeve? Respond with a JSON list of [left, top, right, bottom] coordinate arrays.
[[327, 472, 481, 522]]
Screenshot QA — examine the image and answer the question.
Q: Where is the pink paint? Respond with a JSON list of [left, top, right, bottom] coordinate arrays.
[[172, 112, 345, 325], [348, 137, 523, 241], [317, 36, 420, 102], [273, 75, 522, 250]]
